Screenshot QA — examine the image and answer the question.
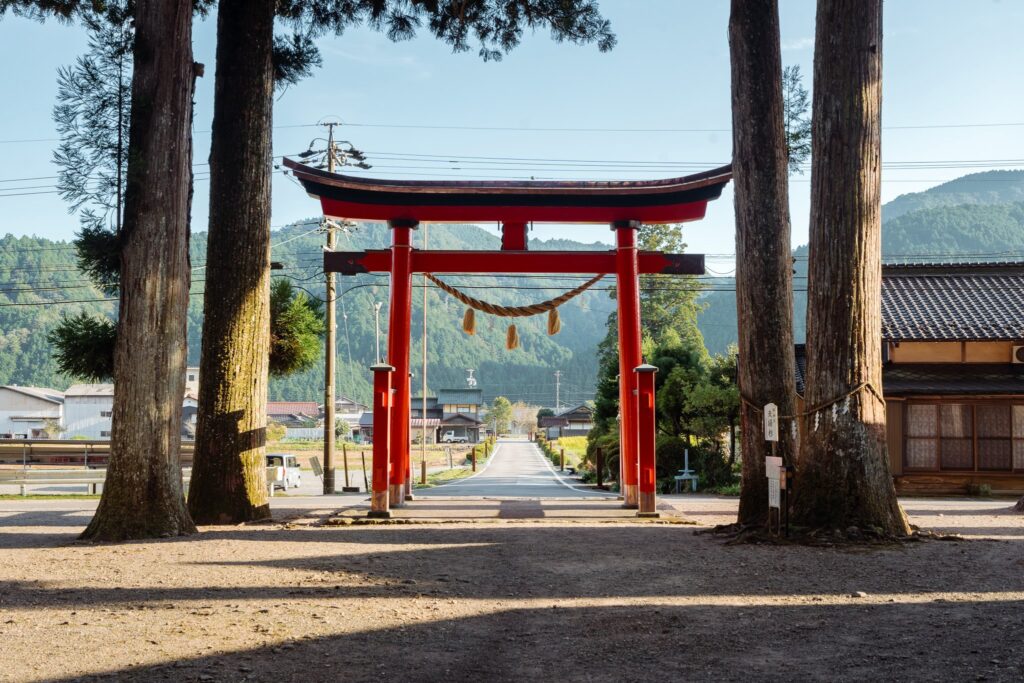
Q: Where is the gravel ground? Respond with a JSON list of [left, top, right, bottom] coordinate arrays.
[[0, 496, 1021, 682]]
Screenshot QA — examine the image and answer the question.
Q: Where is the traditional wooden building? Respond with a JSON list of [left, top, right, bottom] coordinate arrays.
[[539, 404, 595, 439], [266, 401, 320, 427], [410, 389, 485, 443], [796, 262, 1024, 494]]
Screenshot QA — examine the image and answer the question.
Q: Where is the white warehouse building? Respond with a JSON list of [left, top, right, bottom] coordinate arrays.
[[63, 384, 116, 439], [0, 386, 64, 439]]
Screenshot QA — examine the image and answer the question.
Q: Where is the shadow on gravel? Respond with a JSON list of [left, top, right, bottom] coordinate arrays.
[[41, 599, 1024, 682], [2, 524, 1023, 607]]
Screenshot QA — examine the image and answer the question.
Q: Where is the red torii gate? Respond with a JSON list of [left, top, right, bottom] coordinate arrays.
[[284, 158, 732, 518]]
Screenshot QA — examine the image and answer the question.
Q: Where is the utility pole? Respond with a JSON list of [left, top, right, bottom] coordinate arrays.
[[306, 119, 370, 496], [323, 121, 339, 495], [554, 370, 562, 412]]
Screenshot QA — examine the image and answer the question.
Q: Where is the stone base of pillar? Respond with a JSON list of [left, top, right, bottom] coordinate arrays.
[[389, 484, 406, 507], [370, 490, 390, 515], [622, 484, 639, 509], [367, 509, 392, 519], [638, 491, 658, 517], [404, 493, 416, 501]]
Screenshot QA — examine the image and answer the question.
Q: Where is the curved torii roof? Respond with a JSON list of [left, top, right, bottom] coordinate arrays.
[[283, 158, 732, 224]]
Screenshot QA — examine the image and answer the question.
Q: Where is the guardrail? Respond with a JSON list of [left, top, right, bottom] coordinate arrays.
[[0, 467, 193, 496], [0, 439, 195, 467]]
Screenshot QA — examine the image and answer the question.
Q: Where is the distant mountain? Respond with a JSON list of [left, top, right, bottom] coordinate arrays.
[[698, 170, 1024, 354], [0, 223, 618, 406], [882, 170, 1024, 223], [883, 201, 1024, 257]]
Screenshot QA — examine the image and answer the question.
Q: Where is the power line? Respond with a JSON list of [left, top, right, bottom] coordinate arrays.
[[342, 120, 1024, 133]]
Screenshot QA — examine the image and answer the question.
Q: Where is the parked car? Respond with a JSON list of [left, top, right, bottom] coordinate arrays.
[[266, 454, 301, 490], [441, 430, 468, 444]]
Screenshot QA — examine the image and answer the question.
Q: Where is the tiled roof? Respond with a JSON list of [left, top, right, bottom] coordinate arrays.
[[881, 262, 1024, 341], [882, 363, 1024, 396], [555, 403, 593, 418], [441, 414, 483, 426], [437, 389, 483, 406], [794, 344, 807, 396], [358, 411, 374, 427], [267, 401, 319, 416], [410, 396, 438, 409]]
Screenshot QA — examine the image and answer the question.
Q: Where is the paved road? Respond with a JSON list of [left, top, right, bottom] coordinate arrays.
[[415, 439, 615, 499]]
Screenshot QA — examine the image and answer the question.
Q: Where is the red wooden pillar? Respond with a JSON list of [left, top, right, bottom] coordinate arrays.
[[387, 219, 417, 507], [368, 363, 393, 518], [635, 364, 659, 517], [404, 371, 414, 501], [614, 220, 642, 508]]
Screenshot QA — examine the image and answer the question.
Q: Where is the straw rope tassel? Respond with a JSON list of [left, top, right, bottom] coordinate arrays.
[[547, 308, 561, 336], [462, 308, 476, 335], [506, 324, 520, 350]]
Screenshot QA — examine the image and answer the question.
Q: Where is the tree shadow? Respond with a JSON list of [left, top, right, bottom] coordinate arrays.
[[41, 600, 1024, 682], [2, 525, 1022, 608]]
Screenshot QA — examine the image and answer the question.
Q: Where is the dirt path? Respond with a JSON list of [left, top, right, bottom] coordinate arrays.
[[0, 498, 1021, 682]]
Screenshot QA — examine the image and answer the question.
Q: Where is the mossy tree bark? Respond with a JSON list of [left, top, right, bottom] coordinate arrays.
[[81, 0, 197, 541], [793, 0, 909, 535], [728, 0, 798, 526], [188, 0, 274, 524]]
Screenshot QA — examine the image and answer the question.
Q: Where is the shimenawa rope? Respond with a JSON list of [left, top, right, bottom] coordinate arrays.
[[424, 272, 604, 350]]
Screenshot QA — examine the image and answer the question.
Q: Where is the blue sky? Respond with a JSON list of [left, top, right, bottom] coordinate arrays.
[[1, 0, 1023, 271]]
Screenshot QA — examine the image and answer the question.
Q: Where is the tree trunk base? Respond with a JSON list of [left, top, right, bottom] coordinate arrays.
[[700, 521, 953, 547], [191, 503, 271, 527], [80, 505, 196, 542]]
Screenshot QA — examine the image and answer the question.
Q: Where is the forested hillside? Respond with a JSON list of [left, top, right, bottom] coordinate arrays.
[[698, 170, 1024, 354], [0, 224, 617, 405]]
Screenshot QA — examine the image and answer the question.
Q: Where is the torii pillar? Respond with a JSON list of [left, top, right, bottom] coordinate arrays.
[[614, 221, 642, 508], [386, 219, 417, 507]]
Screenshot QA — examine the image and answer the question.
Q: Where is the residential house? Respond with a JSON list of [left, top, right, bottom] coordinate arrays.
[[184, 366, 200, 396], [436, 388, 484, 443], [358, 410, 375, 443], [327, 395, 369, 439], [266, 401, 321, 427], [795, 262, 1024, 494], [181, 391, 199, 439], [410, 395, 442, 445], [406, 389, 485, 444], [539, 404, 595, 440], [267, 401, 322, 440], [0, 386, 64, 439]]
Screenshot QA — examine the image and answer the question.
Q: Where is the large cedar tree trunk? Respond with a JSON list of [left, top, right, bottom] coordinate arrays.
[[793, 0, 909, 535], [81, 0, 196, 541], [728, 0, 798, 526], [189, 0, 274, 524]]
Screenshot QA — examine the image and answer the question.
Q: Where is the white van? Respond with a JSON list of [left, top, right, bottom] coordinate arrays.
[[266, 454, 301, 490], [441, 430, 468, 444]]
